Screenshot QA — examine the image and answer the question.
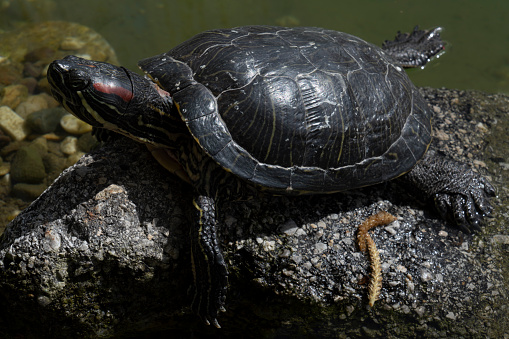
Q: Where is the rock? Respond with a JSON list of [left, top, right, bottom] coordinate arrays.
[[19, 77, 38, 94], [0, 129, 11, 149], [10, 145, 46, 184], [60, 36, 87, 50], [0, 84, 28, 109], [30, 136, 49, 154], [60, 136, 79, 155], [77, 132, 98, 153], [11, 182, 47, 200], [25, 107, 67, 134], [15, 93, 58, 118], [66, 151, 86, 168], [42, 152, 68, 182], [23, 61, 44, 78], [0, 64, 22, 85], [0, 21, 118, 67], [0, 88, 507, 338], [23, 46, 57, 65], [60, 114, 93, 134], [0, 162, 10, 176], [0, 106, 28, 141]]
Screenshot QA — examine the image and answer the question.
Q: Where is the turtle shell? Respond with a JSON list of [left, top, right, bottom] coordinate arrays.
[[140, 26, 432, 193]]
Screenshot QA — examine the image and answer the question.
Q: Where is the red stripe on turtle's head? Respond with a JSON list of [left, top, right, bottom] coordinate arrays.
[[93, 82, 134, 103], [47, 55, 135, 127]]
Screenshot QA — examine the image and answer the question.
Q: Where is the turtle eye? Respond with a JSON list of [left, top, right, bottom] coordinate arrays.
[[67, 76, 90, 91]]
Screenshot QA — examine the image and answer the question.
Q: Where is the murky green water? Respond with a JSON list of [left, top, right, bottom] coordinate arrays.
[[1, 0, 509, 94]]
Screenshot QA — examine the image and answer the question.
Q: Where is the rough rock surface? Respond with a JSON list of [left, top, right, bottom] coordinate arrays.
[[0, 87, 508, 338]]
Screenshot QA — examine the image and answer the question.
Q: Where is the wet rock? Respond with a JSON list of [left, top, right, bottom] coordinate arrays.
[[77, 132, 98, 153], [10, 145, 46, 184], [60, 136, 78, 155], [0, 84, 28, 109], [25, 107, 67, 134], [42, 152, 68, 182], [30, 136, 49, 154], [11, 182, 47, 200], [66, 151, 86, 168], [23, 61, 43, 78], [0, 21, 118, 68], [18, 77, 38, 94], [60, 36, 87, 50], [0, 106, 28, 141], [0, 64, 22, 85], [0, 162, 10, 176], [0, 130, 11, 149], [23, 46, 56, 64], [15, 93, 58, 118], [60, 114, 93, 134]]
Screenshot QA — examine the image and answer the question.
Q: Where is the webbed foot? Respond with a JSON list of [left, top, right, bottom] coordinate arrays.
[[382, 26, 445, 68]]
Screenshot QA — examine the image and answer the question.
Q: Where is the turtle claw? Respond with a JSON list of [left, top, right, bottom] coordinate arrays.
[[211, 318, 221, 329], [433, 168, 495, 233], [200, 314, 221, 328]]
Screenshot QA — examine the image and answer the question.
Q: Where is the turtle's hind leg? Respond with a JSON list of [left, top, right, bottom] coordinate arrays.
[[382, 26, 445, 68], [400, 150, 495, 233]]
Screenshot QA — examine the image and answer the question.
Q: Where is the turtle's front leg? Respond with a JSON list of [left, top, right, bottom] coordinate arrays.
[[190, 194, 228, 328]]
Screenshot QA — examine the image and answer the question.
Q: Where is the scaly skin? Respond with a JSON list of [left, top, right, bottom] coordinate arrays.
[[401, 150, 496, 233]]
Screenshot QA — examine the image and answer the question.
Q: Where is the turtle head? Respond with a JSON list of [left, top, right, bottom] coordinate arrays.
[[48, 55, 136, 129], [48, 55, 179, 146]]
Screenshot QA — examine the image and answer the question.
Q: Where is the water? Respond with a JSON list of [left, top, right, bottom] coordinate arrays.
[[1, 0, 509, 94]]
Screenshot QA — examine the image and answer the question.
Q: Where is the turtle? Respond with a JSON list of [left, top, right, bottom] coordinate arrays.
[[47, 25, 495, 327]]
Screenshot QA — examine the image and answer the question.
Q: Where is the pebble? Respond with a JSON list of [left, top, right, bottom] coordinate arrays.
[[60, 37, 87, 50], [476, 122, 489, 133], [77, 132, 98, 152], [66, 152, 86, 167], [11, 182, 47, 200], [0, 106, 28, 141], [385, 226, 397, 236], [37, 295, 52, 307], [60, 136, 79, 155], [396, 265, 408, 273], [10, 146, 46, 184], [0, 163, 10, 176], [314, 242, 327, 253], [0, 64, 22, 85], [445, 312, 457, 320], [30, 137, 49, 154], [15, 93, 57, 118], [420, 269, 433, 282], [491, 235, 509, 245], [25, 107, 68, 134], [0, 84, 28, 109], [434, 129, 449, 141], [281, 219, 299, 235], [60, 114, 93, 134]]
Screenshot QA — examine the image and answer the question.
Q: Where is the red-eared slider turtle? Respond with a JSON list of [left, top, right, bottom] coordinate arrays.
[[47, 25, 495, 327]]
